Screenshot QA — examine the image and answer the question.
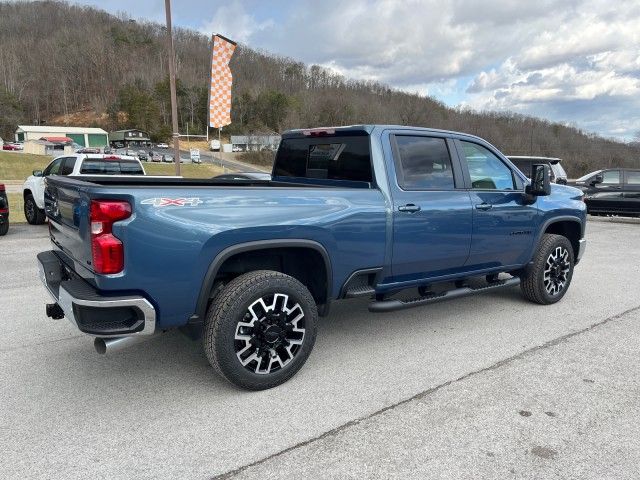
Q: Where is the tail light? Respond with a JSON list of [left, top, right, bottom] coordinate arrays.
[[90, 200, 131, 274]]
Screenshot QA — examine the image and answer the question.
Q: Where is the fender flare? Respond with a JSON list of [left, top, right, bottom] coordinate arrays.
[[193, 239, 333, 321], [531, 215, 583, 261]]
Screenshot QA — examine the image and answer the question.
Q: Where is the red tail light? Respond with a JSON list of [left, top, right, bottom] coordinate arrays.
[[90, 200, 131, 274]]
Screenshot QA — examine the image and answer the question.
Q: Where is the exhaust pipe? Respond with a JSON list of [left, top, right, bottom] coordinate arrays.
[[94, 335, 154, 354]]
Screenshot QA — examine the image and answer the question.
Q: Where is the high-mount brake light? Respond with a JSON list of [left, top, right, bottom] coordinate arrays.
[[103, 155, 121, 160], [302, 128, 336, 137], [90, 200, 131, 274]]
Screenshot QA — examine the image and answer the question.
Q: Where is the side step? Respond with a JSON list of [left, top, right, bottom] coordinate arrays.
[[368, 277, 521, 313], [344, 284, 376, 298]]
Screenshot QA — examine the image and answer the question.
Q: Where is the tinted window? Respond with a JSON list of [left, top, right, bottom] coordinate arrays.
[[274, 135, 372, 183], [511, 159, 533, 176], [461, 142, 515, 190], [394, 136, 455, 190], [44, 158, 63, 176], [602, 170, 620, 184], [80, 159, 144, 175], [59, 157, 76, 175], [626, 171, 640, 185]]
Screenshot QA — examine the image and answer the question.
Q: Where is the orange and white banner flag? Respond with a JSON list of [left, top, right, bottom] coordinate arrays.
[[209, 34, 236, 128]]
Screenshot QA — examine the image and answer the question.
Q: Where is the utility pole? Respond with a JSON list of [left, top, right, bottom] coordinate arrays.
[[164, 0, 180, 176]]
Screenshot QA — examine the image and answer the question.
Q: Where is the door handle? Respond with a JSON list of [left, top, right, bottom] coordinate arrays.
[[398, 204, 421, 213], [475, 203, 493, 211]]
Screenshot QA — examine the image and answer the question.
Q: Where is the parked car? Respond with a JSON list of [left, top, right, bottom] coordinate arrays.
[[508, 156, 568, 184], [162, 154, 174, 163], [232, 146, 242, 152], [137, 151, 148, 162], [0, 183, 9, 236], [103, 146, 113, 154], [210, 140, 221, 151], [3, 143, 22, 151], [156, 143, 169, 149], [571, 168, 640, 217], [150, 152, 162, 162], [75, 147, 101, 154], [213, 172, 271, 181], [22, 154, 145, 225], [190, 149, 201, 163], [38, 125, 586, 390]]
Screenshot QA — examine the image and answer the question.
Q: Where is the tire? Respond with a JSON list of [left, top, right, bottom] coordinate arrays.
[[203, 270, 318, 390], [0, 222, 8, 236], [520, 233, 574, 305], [24, 194, 45, 225]]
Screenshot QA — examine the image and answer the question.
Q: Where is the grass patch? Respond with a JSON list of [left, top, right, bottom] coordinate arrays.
[[0, 151, 52, 181], [7, 192, 26, 224]]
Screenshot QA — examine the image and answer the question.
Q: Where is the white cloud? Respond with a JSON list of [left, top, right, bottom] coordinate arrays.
[[199, 0, 640, 139]]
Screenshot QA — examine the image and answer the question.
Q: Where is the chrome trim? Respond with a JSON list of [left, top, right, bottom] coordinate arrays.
[[577, 238, 586, 262], [38, 259, 156, 337]]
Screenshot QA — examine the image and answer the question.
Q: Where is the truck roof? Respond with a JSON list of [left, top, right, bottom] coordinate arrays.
[[281, 124, 489, 142]]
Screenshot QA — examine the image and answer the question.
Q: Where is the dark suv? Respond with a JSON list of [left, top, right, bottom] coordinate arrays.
[[0, 183, 9, 236], [508, 156, 568, 184], [571, 168, 640, 217]]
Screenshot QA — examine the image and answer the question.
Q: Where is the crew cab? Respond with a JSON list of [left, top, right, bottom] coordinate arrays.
[[571, 168, 640, 217], [23, 154, 145, 224], [37, 125, 587, 390]]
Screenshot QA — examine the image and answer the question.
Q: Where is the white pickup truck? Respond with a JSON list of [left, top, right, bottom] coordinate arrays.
[[22, 154, 145, 224]]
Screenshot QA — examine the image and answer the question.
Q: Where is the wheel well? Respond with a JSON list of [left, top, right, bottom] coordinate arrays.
[[544, 221, 581, 259], [212, 247, 329, 306]]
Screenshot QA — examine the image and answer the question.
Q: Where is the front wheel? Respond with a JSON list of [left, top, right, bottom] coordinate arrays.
[[24, 194, 46, 225], [203, 270, 318, 390], [521, 233, 575, 304]]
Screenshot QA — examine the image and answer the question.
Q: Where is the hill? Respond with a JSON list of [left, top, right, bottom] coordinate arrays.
[[0, 0, 638, 176]]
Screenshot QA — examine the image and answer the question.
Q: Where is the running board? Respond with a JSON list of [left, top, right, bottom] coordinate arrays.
[[368, 277, 521, 313]]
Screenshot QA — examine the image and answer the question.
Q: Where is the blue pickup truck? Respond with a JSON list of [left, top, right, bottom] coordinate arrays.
[[38, 125, 586, 390]]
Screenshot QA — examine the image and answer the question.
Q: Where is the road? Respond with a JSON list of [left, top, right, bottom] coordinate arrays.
[[1, 220, 639, 479]]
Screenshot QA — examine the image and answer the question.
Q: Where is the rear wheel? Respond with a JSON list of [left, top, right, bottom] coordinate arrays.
[[203, 270, 318, 390], [24, 194, 45, 225], [0, 221, 8, 236], [521, 233, 574, 304]]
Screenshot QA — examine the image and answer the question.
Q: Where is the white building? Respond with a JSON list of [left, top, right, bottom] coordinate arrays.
[[15, 125, 109, 148]]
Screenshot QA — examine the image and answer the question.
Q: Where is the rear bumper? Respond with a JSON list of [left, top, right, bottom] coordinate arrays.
[[37, 250, 156, 337], [576, 238, 586, 264]]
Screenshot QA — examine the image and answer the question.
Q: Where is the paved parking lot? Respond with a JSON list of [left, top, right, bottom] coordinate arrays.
[[1, 221, 639, 479]]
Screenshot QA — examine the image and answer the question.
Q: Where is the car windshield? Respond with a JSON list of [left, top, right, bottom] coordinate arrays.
[[576, 170, 601, 182]]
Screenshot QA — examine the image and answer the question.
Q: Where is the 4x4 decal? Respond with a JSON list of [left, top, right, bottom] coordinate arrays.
[[141, 197, 203, 207]]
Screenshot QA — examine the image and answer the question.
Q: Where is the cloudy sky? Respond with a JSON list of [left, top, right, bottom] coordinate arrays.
[[74, 0, 639, 140]]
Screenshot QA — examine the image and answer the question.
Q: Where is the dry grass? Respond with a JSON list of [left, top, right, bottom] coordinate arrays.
[[0, 151, 53, 181], [143, 162, 224, 178], [7, 192, 26, 224]]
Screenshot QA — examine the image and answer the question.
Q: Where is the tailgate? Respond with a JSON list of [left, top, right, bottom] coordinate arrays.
[[44, 176, 96, 275]]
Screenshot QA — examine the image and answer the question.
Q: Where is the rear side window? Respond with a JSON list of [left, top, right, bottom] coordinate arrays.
[[274, 135, 372, 183], [60, 157, 76, 175], [394, 136, 455, 190], [80, 159, 144, 175], [626, 171, 640, 185]]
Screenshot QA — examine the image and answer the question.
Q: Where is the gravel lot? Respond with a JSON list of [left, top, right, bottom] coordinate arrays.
[[1, 221, 639, 479]]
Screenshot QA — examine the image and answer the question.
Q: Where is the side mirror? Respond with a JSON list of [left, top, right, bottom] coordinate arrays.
[[33, 170, 43, 177], [591, 173, 603, 185], [525, 164, 551, 196]]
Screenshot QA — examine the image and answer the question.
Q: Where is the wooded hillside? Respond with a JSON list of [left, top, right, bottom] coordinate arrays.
[[1, 1, 638, 176]]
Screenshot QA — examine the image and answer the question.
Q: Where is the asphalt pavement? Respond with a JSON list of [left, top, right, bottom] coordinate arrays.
[[1, 220, 639, 479]]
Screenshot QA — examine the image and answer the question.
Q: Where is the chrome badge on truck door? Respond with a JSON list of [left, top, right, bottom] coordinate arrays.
[[141, 198, 203, 207]]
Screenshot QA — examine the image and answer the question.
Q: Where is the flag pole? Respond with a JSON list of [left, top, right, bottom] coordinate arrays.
[[164, 0, 181, 176]]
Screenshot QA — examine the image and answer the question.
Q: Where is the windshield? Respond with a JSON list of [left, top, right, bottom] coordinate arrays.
[[576, 170, 601, 182]]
